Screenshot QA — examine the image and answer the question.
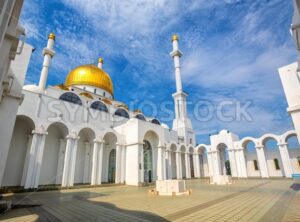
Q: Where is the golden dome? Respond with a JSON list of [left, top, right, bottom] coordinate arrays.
[[65, 64, 113, 95]]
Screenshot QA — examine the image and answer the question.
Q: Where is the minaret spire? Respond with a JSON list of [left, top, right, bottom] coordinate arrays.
[[170, 34, 195, 145], [38, 33, 56, 91], [170, 34, 183, 93]]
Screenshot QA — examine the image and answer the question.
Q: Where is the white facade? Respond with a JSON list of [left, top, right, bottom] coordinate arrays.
[[1, 33, 300, 190]]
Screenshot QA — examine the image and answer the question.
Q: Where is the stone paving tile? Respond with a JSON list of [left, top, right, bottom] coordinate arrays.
[[1, 179, 300, 222]]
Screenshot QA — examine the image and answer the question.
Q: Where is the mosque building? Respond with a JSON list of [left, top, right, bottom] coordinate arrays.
[[0, 33, 300, 189]]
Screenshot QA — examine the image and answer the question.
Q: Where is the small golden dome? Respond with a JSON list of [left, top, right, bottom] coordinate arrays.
[[65, 64, 113, 95], [172, 34, 179, 41], [48, 33, 56, 40], [98, 57, 104, 63]]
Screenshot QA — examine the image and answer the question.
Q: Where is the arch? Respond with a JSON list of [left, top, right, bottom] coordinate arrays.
[[282, 130, 298, 143], [188, 147, 194, 154], [196, 144, 208, 154], [39, 122, 69, 185], [74, 128, 96, 184], [243, 140, 260, 177], [59, 92, 82, 105], [262, 136, 284, 177], [114, 108, 129, 119], [103, 132, 118, 183], [170, 143, 177, 152], [259, 134, 279, 146], [135, 114, 146, 121], [217, 143, 231, 176], [2, 115, 35, 186], [240, 137, 257, 149], [143, 131, 160, 180], [180, 145, 186, 153], [284, 131, 300, 174], [151, 118, 161, 125], [90, 101, 108, 113]]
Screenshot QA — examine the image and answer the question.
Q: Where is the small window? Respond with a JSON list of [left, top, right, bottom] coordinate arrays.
[[59, 92, 82, 105], [254, 160, 259, 171], [83, 86, 86, 90], [90, 101, 108, 113], [190, 138, 192, 144], [114, 108, 129, 118], [274, 159, 280, 170], [94, 89, 97, 94], [135, 114, 146, 121], [151, 119, 160, 125], [297, 157, 300, 167], [103, 92, 106, 97]]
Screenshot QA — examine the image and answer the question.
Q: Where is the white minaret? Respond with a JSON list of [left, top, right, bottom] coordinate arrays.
[[170, 35, 195, 145], [38, 33, 56, 91], [98, 57, 104, 69]]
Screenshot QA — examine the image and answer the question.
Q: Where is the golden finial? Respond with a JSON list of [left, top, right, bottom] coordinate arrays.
[[172, 34, 179, 42], [98, 57, 104, 64], [48, 33, 56, 41]]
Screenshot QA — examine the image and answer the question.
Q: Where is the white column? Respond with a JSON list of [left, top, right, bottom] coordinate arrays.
[[38, 33, 56, 91], [91, 141, 99, 185], [176, 151, 182, 179], [157, 146, 165, 180], [256, 146, 269, 178], [62, 133, 79, 187], [193, 154, 200, 178], [185, 153, 191, 178], [228, 149, 238, 177], [239, 149, 248, 178], [207, 152, 214, 177], [56, 139, 66, 184], [121, 145, 126, 183], [211, 151, 221, 177], [167, 150, 172, 179], [115, 144, 122, 183], [97, 142, 104, 184], [278, 143, 293, 178], [21, 135, 32, 186], [24, 129, 48, 189]]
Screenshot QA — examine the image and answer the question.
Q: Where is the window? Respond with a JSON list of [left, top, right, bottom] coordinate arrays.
[[114, 108, 129, 118], [103, 92, 106, 97], [297, 157, 300, 168], [59, 92, 82, 105], [135, 114, 146, 121], [190, 138, 192, 144], [94, 89, 97, 94], [254, 160, 259, 171], [90, 101, 108, 112], [274, 159, 280, 170], [151, 119, 160, 125]]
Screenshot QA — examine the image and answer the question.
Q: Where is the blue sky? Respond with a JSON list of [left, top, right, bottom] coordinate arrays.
[[20, 0, 297, 144]]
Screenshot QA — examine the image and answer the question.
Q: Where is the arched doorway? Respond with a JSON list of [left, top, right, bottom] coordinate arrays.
[[2, 116, 35, 187], [143, 140, 153, 183], [263, 138, 284, 177], [103, 132, 117, 183], [143, 131, 159, 181], [217, 144, 231, 176], [108, 149, 116, 183], [198, 147, 208, 178], [286, 134, 300, 174], [39, 122, 68, 185], [243, 140, 261, 177], [74, 128, 95, 184]]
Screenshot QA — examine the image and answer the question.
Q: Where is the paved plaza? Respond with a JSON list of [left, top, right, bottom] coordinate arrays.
[[0, 179, 300, 222]]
